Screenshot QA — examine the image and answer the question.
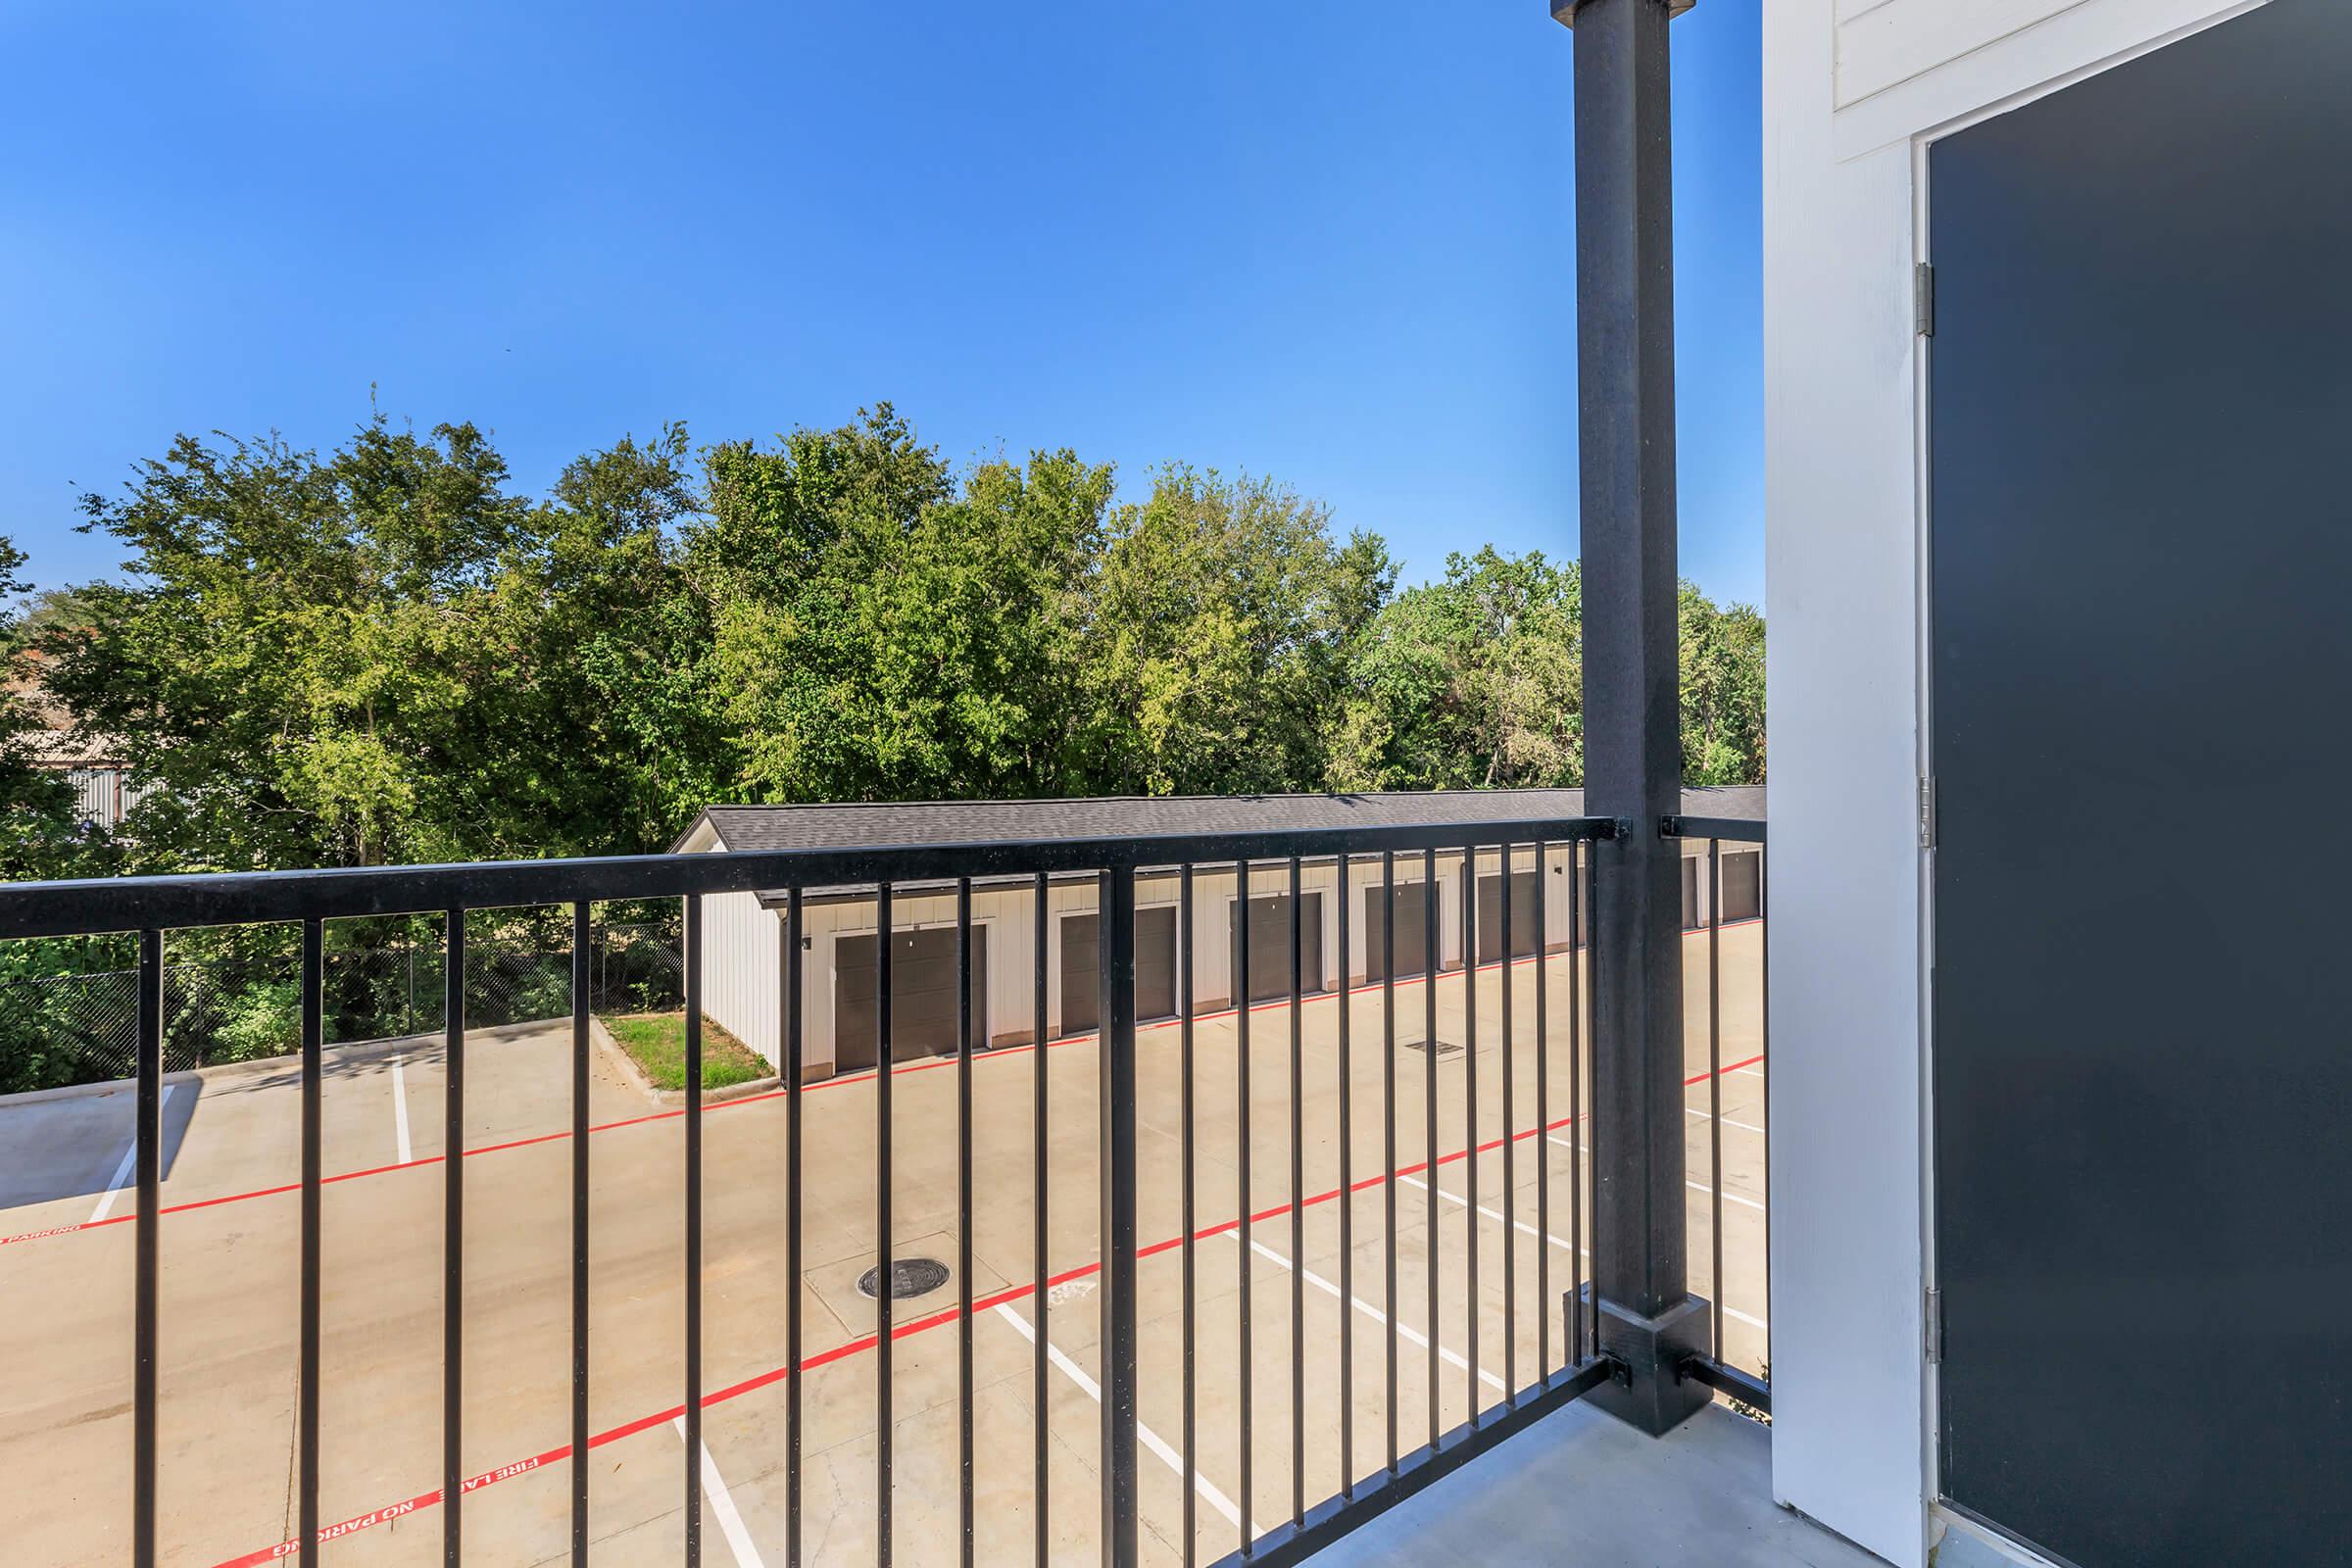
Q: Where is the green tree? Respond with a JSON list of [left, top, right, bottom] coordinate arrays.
[[1087, 466, 1395, 796], [0, 538, 78, 879], [1679, 582, 1767, 786], [1333, 553, 1764, 791], [46, 413, 721, 869], [694, 406, 1116, 804], [1331, 547, 1586, 792]]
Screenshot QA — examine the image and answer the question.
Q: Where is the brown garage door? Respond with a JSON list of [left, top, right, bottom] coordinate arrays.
[[1228, 892, 1324, 1004], [1361, 881, 1431, 981], [1058, 906, 1178, 1037], [1475, 870, 1542, 964], [835, 926, 989, 1070], [1721, 851, 1761, 923]]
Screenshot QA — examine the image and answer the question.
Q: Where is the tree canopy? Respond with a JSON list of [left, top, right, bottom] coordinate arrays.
[[23, 404, 1764, 877]]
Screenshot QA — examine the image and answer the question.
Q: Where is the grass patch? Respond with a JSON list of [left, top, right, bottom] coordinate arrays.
[[601, 1011, 769, 1093]]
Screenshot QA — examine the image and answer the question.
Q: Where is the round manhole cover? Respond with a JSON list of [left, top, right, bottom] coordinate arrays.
[[858, 1257, 951, 1300]]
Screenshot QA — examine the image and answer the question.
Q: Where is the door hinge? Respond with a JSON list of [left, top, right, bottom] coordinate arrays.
[[1925, 1287, 1945, 1364], [1915, 262, 1936, 336], [1918, 776, 1936, 849]]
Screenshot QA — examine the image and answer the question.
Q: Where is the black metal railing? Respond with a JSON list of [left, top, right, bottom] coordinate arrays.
[[1662, 813, 1771, 1415], [0, 811, 1773, 1568]]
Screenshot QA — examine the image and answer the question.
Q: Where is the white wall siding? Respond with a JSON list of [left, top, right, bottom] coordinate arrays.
[[699, 888, 782, 1069]]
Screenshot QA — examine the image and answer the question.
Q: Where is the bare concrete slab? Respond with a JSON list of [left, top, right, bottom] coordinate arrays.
[[1302, 1402, 1886, 1568]]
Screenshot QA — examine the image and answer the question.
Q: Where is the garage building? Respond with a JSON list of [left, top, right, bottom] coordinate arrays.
[[674, 787, 1761, 1080]]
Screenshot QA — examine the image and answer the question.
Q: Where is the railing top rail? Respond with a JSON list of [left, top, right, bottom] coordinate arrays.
[[1659, 815, 1766, 845], [0, 815, 1618, 940]]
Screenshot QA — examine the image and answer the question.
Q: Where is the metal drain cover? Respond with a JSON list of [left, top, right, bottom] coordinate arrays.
[[858, 1257, 951, 1300], [1400, 1036, 1463, 1057]]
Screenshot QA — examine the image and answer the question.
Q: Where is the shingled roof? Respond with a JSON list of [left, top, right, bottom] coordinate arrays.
[[673, 786, 1763, 891]]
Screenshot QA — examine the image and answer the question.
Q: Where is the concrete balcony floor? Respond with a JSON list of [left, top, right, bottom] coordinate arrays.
[[1305, 1403, 1886, 1568]]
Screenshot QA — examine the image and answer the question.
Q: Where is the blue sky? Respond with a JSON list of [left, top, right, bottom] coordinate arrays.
[[0, 2, 1761, 606]]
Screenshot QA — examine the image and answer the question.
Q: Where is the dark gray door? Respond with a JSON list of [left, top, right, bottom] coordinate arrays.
[[835, 926, 988, 1070], [1474, 871, 1540, 964], [1229, 893, 1323, 1004], [1058, 906, 1178, 1037], [1930, 6, 2352, 1563], [1362, 882, 1431, 981]]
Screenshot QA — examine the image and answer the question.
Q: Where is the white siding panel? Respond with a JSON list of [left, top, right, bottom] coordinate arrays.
[[1837, 0, 2092, 107], [700, 889, 781, 1070]]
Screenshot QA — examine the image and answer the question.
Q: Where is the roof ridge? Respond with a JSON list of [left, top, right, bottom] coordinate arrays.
[[706, 786, 1593, 813]]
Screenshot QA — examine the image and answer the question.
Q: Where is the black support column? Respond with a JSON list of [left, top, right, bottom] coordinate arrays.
[[1557, 0, 1711, 1435]]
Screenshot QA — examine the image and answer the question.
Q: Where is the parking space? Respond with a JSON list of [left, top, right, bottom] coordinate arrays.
[[0, 927, 1767, 1568]]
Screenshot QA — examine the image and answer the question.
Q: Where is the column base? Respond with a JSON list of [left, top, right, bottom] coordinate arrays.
[[1568, 1285, 1715, 1436]]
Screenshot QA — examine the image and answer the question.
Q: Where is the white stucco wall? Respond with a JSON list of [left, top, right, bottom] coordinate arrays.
[[1763, 4, 2267, 1564]]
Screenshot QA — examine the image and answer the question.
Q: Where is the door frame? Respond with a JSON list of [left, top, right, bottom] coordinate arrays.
[[1908, 8, 2282, 1533]]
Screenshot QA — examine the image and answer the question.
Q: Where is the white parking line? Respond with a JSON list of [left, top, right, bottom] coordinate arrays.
[[88, 1083, 178, 1224], [1545, 1133, 1765, 1212], [673, 1415, 767, 1568], [992, 1301, 1248, 1534], [1687, 1105, 1767, 1136], [1399, 1165, 1771, 1332], [1224, 1229, 1506, 1395], [391, 1055, 413, 1164], [1396, 1170, 1587, 1259]]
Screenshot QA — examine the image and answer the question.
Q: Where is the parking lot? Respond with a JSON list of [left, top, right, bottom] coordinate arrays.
[[0, 928, 1766, 1568]]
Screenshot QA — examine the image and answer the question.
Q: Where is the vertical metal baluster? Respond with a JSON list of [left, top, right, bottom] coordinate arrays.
[[1100, 868, 1141, 1568], [300, 917, 322, 1567], [1535, 841, 1550, 1380], [1286, 853, 1303, 1528], [1499, 847, 1515, 1406], [1421, 850, 1438, 1449], [1381, 852, 1398, 1477], [786, 888, 806, 1568], [877, 884, 895, 1568], [1031, 872, 1049, 1568], [1581, 848, 1598, 1361], [133, 928, 161, 1568], [444, 907, 465, 1568], [1568, 844, 1585, 1362], [1709, 842, 1725, 1359], [957, 878, 975, 1568], [1460, 849, 1479, 1424], [685, 893, 705, 1568], [1336, 853, 1353, 1499], [1235, 859, 1252, 1555], [571, 904, 591, 1567], [1180, 864, 1198, 1568]]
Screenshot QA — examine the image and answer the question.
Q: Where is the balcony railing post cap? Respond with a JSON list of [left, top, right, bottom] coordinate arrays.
[[1551, 0, 1695, 26]]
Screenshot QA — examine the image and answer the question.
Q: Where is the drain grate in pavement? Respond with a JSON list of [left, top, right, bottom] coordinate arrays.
[[858, 1257, 951, 1300], [1398, 1037, 1463, 1057]]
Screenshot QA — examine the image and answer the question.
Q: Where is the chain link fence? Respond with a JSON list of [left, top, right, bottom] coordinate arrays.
[[0, 918, 685, 1095]]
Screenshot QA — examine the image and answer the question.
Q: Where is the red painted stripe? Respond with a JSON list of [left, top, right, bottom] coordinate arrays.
[[3, 941, 1635, 1249], [200, 1050, 1767, 1568]]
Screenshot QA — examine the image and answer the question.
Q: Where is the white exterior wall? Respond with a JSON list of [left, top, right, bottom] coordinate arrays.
[[1764, 4, 2267, 1564], [700, 887, 783, 1069]]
